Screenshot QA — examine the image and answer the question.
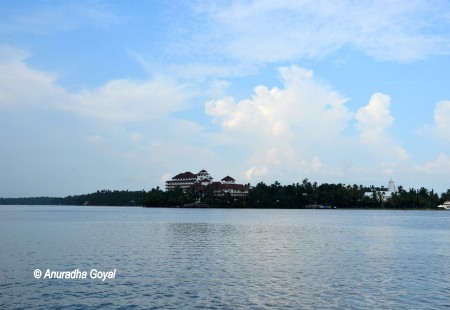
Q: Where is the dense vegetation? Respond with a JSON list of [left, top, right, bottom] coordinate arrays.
[[1, 180, 449, 209], [0, 190, 147, 206], [0, 196, 56, 205], [144, 179, 450, 209]]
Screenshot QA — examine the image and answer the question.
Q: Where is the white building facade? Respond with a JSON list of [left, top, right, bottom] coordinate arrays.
[[364, 179, 397, 202], [165, 169, 248, 196]]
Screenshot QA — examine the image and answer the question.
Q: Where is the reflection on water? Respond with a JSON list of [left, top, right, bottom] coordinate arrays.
[[1, 206, 449, 309]]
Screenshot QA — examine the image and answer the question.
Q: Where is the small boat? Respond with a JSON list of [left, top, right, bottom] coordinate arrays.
[[437, 201, 450, 210]]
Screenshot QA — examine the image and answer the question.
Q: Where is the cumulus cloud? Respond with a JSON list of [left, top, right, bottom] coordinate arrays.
[[355, 93, 394, 142], [205, 65, 418, 186], [194, 0, 450, 63], [355, 93, 409, 161], [206, 65, 352, 182], [207, 66, 351, 139]]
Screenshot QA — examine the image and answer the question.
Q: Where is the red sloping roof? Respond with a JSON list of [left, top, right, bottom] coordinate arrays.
[[173, 171, 197, 180], [221, 176, 235, 182]]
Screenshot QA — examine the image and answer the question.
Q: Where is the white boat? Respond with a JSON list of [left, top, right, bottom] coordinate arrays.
[[437, 201, 450, 210]]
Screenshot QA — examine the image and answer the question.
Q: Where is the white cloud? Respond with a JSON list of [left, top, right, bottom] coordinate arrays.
[[206, 65, 353, 182], [0, 46, 190, 122], [205, 65, 418, 187], [195, 0, 450, 63], [244, 166, 268, 180], [433, 100, 450, 144], [207, 65, 351, 140], [2, 44, 447, 195], [0, 46, 66, 109], [129, 50, 249, 81], [69, 77, 189, 122], [414, 153, 450, 175], [355, 93, 393, 142], [0, 46, 218, 195], [355, 93, 409, 161], [129, 51, 247, 101]]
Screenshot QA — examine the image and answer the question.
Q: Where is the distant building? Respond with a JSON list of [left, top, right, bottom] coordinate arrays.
[[382, 178, 397, 201], [165, 169, 249, 197], [214, 176, 249, 197], [165, 171, 199, 191], [364, 178, 397, 202]]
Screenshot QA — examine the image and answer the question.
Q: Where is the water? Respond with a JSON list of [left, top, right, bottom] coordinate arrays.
[[1, 206, 449, 309]]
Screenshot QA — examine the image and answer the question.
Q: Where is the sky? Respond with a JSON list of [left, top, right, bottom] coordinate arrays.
[[1, 0, 450, 197]]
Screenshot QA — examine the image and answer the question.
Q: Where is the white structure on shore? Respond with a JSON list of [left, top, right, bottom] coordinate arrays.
[[364, 178, 397, 202], [382, 178, 397, 201]]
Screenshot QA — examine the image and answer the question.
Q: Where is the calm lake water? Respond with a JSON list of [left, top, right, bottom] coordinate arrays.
[[1, 205, 449, 309]]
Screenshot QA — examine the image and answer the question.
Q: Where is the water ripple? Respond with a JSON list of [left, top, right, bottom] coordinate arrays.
[[1, 207, 449, 309]]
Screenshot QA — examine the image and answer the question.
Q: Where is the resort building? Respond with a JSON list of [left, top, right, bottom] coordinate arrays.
[[214, 176, 249, 197], [165, 169, 249, 197], [165, 171, 198, 191]]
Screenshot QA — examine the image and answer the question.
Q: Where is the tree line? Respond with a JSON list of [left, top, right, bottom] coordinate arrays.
[[0, 190, 147, 206], [144, 179, 450, 209], [1, 180, 449, 209]]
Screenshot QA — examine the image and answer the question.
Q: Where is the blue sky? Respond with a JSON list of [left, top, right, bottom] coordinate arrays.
[[1, 0, 450, 197]]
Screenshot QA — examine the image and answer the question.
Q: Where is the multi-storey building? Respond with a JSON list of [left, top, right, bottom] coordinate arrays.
[[213, 176, 249, 197], [165, 169, 249, 196], [165, 171, 198, 191]]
